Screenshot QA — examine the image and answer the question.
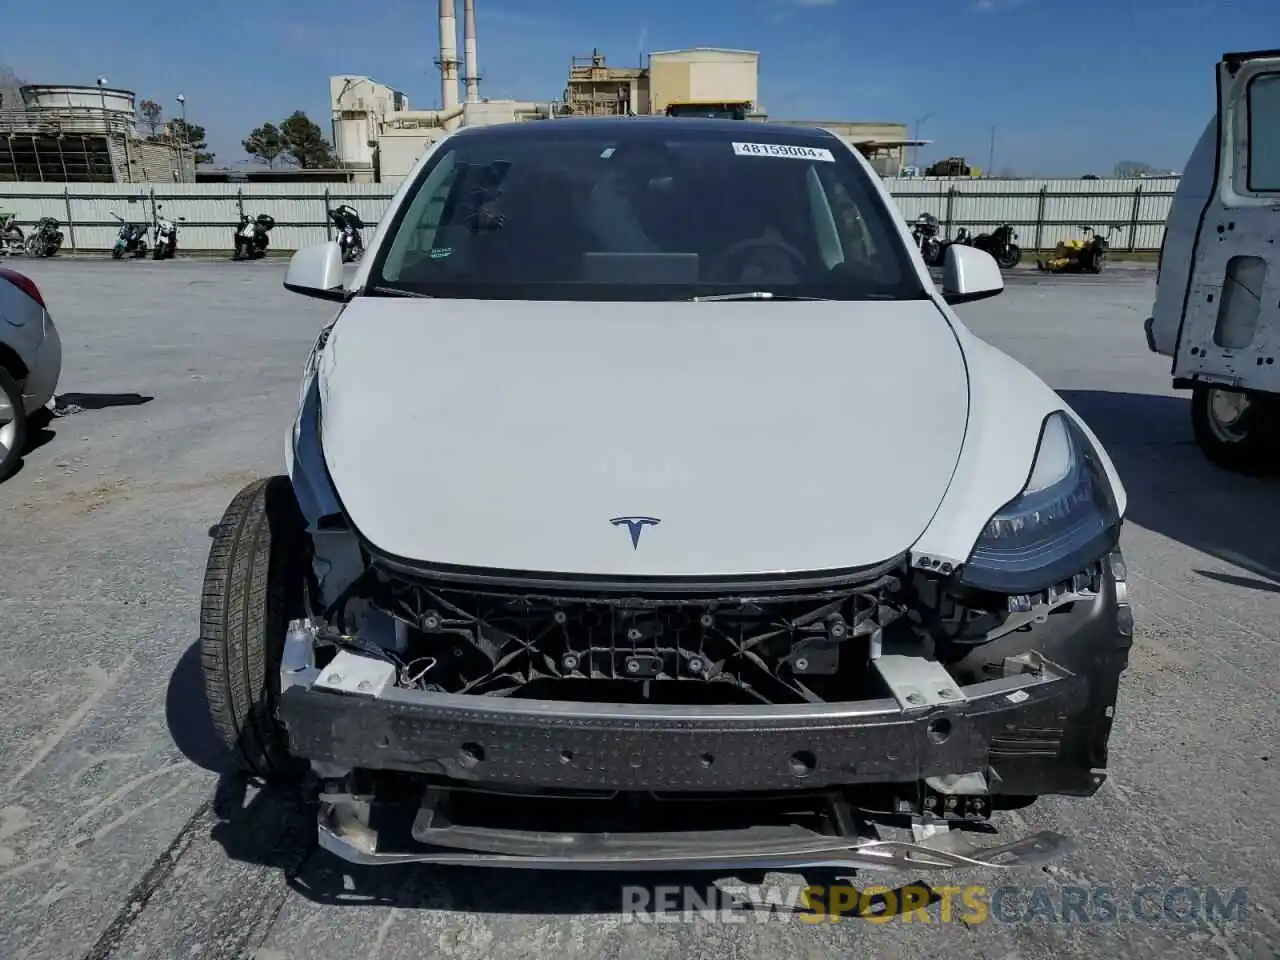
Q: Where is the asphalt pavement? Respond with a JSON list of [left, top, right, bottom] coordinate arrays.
[[1, 258, 1277, 960]]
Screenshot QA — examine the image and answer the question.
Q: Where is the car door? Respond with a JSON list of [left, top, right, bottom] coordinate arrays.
[[1161, 50, 1280, 390]]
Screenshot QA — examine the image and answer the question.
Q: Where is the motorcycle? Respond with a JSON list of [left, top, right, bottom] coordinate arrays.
[[971, 223, 1022, 269], [908, 212, 943, 267], [0, 213, 23, 256], [329, 203, 364, 263], [1036, 224, 1119, 274], [24, 217, 64, 258], [232, 213, 276, 260], [110, 213, 149, 259], [152, 206, 186, 260]]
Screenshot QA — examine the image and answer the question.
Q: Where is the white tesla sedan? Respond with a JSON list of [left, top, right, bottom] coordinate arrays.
[[199, 117, 1133, 875], [0, 267, 62, 480]]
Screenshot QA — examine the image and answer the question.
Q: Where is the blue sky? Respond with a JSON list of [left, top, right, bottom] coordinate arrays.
[[5, 0, 1278, 175]]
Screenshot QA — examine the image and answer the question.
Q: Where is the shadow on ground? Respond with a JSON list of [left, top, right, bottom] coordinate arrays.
[[1061, 389, 1280, 585], [165, 640, 230, 774], [54, 391, 153, 413], [5, 391, 155, 482]]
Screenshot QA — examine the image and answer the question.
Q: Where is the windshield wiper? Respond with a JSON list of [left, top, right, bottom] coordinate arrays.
[[368, 285, 434, 298], [690, 291, 826, 302]]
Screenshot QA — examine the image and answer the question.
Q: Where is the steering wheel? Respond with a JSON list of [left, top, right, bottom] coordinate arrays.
[[707, 236, 808, 282]]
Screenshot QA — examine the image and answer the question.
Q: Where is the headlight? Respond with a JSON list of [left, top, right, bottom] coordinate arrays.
[[960, 411, 1120, 593]]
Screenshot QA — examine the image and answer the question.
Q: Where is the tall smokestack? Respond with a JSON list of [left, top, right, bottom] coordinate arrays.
[[463, 0, 480, 102], [437, 0, 460, 113]]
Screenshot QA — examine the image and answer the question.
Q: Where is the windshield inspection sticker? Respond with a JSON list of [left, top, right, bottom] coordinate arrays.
[[732, 142, 835, 162]]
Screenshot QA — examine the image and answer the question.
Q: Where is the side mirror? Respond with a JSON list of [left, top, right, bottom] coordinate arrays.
[[284, 242, 347, 302], [941, 244, 1004, 305]]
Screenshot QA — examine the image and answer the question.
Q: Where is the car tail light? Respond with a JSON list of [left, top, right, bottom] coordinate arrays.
[[0, 267, 45, 308]]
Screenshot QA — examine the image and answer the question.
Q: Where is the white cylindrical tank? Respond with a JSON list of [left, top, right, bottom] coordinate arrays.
[[21, 84, 136, 114]]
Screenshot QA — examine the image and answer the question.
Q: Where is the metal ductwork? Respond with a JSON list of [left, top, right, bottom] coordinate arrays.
[[463, 0, 480, 102], [436, 0, 461, 116]]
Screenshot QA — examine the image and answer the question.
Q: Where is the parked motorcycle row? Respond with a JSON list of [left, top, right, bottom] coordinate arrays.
[[909, 214, 1125, 275], [0, 204, 364, 263], [909, 213, 1023, 270], [0, 213, 65, 258]]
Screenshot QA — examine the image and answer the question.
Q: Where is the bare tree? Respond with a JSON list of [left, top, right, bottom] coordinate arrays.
[[1113, 160, 1155, 178], [138, 99, 165, 138]]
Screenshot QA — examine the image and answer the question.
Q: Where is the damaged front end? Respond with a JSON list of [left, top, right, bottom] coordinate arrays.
[[275, 532, 1133, 872]]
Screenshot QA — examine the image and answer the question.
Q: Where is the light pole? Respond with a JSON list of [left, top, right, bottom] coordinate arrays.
[[176, 94, 189, 179], [987, 124, 997, 177], [96, 76, 108, 131]]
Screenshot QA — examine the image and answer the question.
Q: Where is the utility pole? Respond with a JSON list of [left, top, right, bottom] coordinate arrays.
[[912, 111, 935, 170], [987, 125, 996, 177]]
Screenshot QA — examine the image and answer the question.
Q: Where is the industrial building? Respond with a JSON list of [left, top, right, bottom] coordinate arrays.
[[0, 84, 194, 183], [561, 48, 914, 175], [330, 0, 916, 183]]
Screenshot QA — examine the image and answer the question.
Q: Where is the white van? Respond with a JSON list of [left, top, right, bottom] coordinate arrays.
[[1145, 48, 1280, 473]]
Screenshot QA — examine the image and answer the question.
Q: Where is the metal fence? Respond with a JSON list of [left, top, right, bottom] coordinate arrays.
[[0, 177, 1180, 253]]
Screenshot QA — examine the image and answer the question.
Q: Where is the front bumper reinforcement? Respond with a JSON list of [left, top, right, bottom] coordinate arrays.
[[278, 657, 1087, 794]]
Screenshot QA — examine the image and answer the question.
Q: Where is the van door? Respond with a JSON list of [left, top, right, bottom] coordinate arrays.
[[1165, 50, 1280, 391]]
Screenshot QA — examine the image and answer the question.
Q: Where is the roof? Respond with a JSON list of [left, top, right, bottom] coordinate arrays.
[[451, 115, 843, 145], [647, 47, 760, 58]]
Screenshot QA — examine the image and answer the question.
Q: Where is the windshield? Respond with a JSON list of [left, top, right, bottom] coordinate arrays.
[[369, 121, 926, 302]]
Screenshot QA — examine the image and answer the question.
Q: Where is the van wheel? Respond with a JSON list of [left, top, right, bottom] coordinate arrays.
[[1191, 386, 1280, 474]]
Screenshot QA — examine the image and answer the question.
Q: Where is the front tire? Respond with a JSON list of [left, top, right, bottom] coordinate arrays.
[[152, 244, 164, 261], [200, 476, 311, 781], [0, 366, 27, 482], [1191, 386, 1280, 475], [112, 246, 124, 260], [999, 244, 1022, 269]]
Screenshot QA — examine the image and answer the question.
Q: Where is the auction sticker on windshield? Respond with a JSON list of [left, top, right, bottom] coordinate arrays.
[[731, 142, 835, 162]]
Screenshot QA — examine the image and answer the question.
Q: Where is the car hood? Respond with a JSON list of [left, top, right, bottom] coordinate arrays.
[[317, 296, 970, 578]]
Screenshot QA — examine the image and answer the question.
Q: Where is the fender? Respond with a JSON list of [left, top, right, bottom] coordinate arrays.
[[911, 325, 1128, 568]]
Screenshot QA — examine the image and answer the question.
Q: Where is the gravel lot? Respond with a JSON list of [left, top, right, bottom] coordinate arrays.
[[1, 258, 1277, 960]]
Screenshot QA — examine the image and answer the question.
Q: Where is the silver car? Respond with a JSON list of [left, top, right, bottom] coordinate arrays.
[[198, 117, 1132, 875], [0, 267, 62, 480]]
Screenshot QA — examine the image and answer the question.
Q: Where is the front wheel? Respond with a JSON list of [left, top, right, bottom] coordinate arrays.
[[0, 365, 28, 482], [998, 244, 1022, 269], [200, 476, 311, 780], [111, 246, 124, 260], [152, 243, 165, 261], [1190, 386, 1280, 475]]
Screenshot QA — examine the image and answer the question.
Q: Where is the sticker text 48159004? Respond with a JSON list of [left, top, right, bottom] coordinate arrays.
[[731, 142, 836, 162]]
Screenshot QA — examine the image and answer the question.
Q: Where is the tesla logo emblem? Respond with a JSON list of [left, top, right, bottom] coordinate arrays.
[[610, 516, 661, 549]]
